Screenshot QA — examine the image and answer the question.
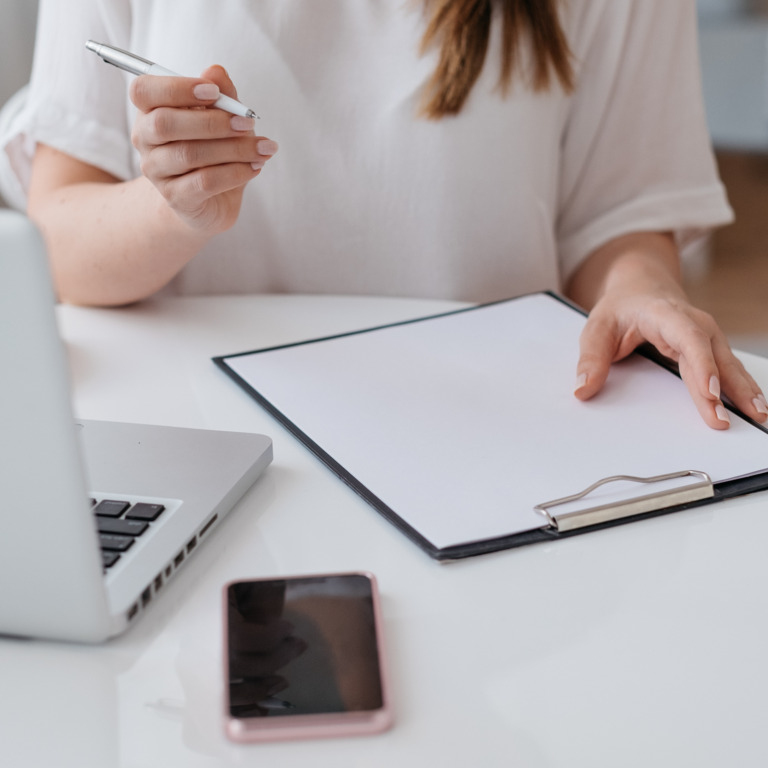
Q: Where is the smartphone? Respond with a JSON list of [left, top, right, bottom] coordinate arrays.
[[223, 571, 392, 742]]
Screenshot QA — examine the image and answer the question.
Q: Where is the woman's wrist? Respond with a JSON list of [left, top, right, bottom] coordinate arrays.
[[566, 231, 683, 310]]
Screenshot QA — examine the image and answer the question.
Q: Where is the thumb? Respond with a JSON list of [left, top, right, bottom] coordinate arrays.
[[200, 64, 238, 100], [574, 313, 620, 401]]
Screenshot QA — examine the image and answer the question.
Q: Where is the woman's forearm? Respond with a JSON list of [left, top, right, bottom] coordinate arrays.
[[26, 66, 278, 306], [28, 171, 210, 306]]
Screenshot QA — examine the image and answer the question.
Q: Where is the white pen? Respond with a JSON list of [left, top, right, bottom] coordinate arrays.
[[85, 40, 258, 119]]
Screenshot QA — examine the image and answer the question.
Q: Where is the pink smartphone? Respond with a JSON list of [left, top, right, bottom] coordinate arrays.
[[223, 571, 393, 742]]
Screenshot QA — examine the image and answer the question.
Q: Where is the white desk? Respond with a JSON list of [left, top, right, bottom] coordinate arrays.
[[2, 293, 768, 768]]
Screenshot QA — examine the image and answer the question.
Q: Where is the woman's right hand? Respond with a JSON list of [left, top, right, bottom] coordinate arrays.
[[130, 65, 277, 235]]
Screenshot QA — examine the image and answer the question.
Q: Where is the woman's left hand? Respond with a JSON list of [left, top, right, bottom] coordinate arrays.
[[567, 232, 768, 430]]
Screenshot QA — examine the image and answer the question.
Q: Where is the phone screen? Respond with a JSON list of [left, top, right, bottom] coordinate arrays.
[[226, 573, 385, 719]]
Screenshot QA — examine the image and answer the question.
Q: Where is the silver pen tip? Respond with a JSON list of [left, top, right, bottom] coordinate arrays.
[[245, 109, 258, 119]]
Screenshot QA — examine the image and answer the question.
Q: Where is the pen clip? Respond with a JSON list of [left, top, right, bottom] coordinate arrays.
[[85, 40, 154, 77]]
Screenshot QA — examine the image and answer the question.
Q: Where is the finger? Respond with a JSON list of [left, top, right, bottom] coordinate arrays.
[[640, 311, 730, 429], [143, 135, 272, 179], [677, 355, 731, 430], [649, 308, 768, 428], [200, 64, 239, 100], [711, 335, 768, 423], [159, 162, 262, 212], [130, 74, 222, 113], [574, 312, 621, 401], [626, 303, 732, 429], [134, 107, 256, 149]]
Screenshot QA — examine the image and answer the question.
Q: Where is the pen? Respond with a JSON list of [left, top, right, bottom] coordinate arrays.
[[85, 40, 258, 119]]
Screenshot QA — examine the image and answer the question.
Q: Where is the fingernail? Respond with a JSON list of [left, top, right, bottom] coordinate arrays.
[[574, 372, 587, 393], [251, 160, 265, 171], [231, 115, 255, 131], [753, 396, 768, 416], [715, 403, 730, 424], [709, 375, 720, 399], [193, 83, 220, 101], [257, 139, 279, 156]]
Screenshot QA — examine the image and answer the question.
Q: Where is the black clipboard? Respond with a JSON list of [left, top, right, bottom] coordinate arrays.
[[213, 292, 768, 561]]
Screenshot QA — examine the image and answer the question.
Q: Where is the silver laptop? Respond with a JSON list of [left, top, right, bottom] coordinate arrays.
[[0, 210, 272, 643]]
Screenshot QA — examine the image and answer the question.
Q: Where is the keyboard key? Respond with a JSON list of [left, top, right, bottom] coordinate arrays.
[[97, 518, 149, 537], [126, 503, 165, 521], [102, 551, 121, 568], [94, 500, 130, 518], [99, 533, 135, 552]]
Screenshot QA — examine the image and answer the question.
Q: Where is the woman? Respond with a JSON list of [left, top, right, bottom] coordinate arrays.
[[6, 0, 767, 429]]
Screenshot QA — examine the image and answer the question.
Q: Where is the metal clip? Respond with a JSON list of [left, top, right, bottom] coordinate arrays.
[[534, 470, 714, 532]]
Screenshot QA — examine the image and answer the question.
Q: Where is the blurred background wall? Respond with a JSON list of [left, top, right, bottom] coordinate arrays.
[[0, 1, 37, 109], [692, 0, 768, 354]]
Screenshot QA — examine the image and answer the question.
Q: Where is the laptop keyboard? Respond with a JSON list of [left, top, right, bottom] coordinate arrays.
[[92, 499, 166, 569]]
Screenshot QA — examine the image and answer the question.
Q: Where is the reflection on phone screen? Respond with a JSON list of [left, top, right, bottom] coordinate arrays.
[[227, 574, 384, 718]]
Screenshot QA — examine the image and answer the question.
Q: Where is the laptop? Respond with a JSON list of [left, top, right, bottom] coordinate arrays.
[[0, 210, 272, 643]]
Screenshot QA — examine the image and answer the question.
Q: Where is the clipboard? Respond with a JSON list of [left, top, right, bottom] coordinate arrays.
[[213, 292, 768, 560]]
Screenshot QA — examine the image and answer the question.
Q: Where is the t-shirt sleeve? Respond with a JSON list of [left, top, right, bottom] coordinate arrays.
[[1, 0, 135, 201], [556, 0, 733, 280]]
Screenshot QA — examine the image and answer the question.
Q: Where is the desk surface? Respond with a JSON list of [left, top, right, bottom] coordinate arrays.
[[3, 293, 768, 768]]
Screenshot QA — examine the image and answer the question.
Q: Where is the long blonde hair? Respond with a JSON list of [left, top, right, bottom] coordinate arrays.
[[419, 0, 574, 118]]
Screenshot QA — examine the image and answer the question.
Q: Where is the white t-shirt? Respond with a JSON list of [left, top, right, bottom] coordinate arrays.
[[3, 0, 732, 302]]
